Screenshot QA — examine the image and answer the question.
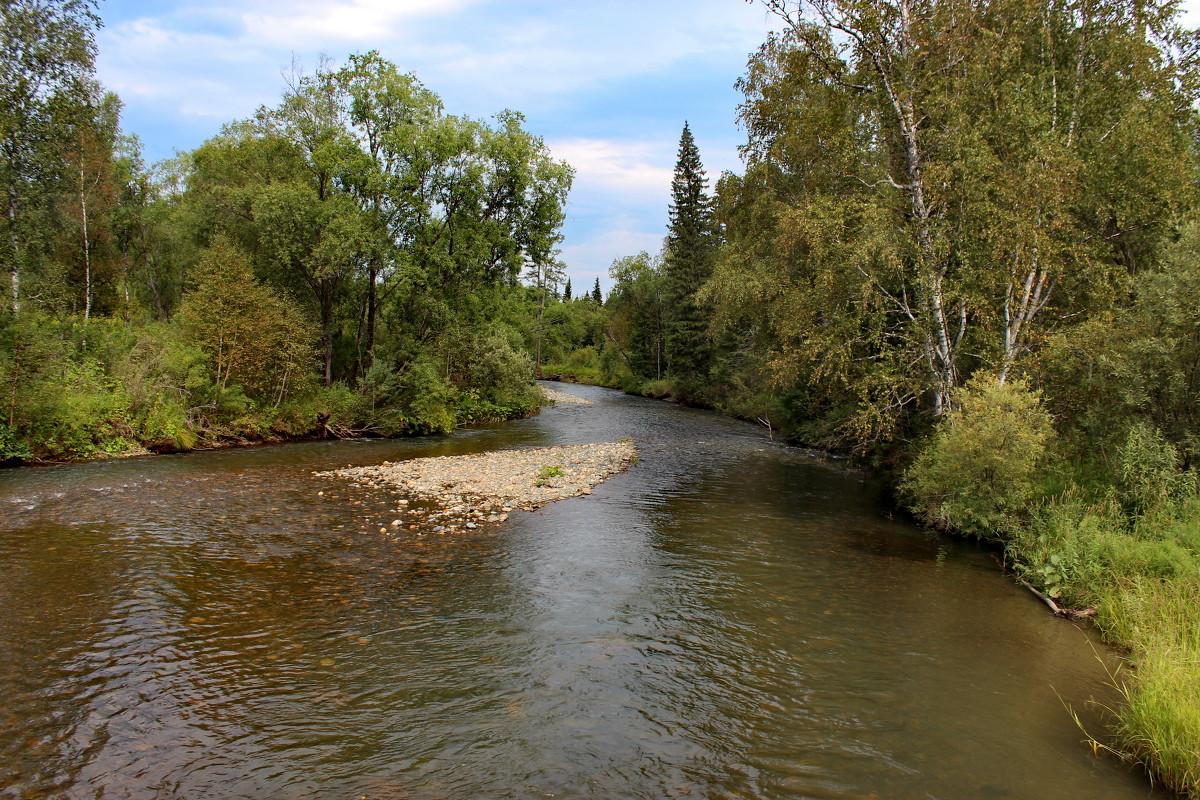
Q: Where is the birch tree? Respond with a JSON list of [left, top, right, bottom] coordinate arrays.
[[710, 0, 1197, 441], [0, 0, 100, 314]]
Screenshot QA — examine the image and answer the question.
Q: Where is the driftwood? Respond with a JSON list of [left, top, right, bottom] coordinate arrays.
[[1015, 576, 1097, 620]]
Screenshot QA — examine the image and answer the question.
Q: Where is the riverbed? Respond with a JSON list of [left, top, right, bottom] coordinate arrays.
[[0, 383, 1167, 799]]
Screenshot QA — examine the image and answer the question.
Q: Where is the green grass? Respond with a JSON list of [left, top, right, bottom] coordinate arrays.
[[1007, 493, 1200, 796], [1100, 579, 1200, 796]]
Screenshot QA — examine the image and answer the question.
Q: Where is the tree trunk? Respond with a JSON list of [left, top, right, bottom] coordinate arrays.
[[80, 166, 92, 330], [7, 188, 19, 315], [878, 0, 959, 413], [366, 257, 378, 371], [322, 300, 334, 388]]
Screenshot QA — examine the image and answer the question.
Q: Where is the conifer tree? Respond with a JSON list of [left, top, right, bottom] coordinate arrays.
[[662, 122, 716, 385], [592, 277, 602, 304], [563, 277, 571, 301]]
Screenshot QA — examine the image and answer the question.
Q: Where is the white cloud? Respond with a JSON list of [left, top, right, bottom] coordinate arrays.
[[240, 0, 477, 47], [549, 138, 674, 197], [95, 0, 773, 287]]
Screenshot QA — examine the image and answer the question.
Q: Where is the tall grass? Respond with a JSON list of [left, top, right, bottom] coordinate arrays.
[[1100, 579, 1200, 796]]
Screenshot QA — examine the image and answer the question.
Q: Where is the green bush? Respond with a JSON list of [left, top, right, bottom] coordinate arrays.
[[902, 376, 1055, 539], [23, 361, 137, 460], [459, 328, 541, 410], [0, 423, 33, 464], [1118, 421, 1196, 514], [398, 358, 455, 435]]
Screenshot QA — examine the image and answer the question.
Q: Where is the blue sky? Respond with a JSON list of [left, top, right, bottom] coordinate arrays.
[[94, 0, 780, 291], [93, 1, 1200, 292]]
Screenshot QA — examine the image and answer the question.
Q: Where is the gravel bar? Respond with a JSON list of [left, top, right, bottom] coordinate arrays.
[[318, 441, 637, 532], [540, 385, 595, 405]]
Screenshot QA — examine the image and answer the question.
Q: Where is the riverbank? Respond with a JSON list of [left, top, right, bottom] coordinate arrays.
[[0, 382, 566, 469], [318, 440, 637, 532]]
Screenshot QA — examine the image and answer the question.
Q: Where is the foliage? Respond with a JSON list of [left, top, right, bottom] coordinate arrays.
[[0, 0, 102, 314], [1102, 579, 1200, 798], [706, 0, 1198, 437], [179, 237, 315, 413], [1118, 422, 1196, 515], [902, 377, 1054, 539]]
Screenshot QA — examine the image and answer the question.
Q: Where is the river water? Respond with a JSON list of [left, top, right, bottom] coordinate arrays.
[[0, 383, 1167, 799]]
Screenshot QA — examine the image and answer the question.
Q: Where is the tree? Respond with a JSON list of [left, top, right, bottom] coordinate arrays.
[[184, 53, 572, 394], [563, 277, 572, 301], [0, 0, 102, 314], [592, 277, 602, 304], [180, 237, 313, 410], [709, 0, 1198, 442], [662, 122, 717, 383], [333, 51, 442, 372], [526, 253, 564, 376], [608, 251, 665, 381], [57, 88, 121, 328]]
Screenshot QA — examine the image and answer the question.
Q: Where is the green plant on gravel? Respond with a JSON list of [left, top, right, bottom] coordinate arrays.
[[534, 464, 564, 486]]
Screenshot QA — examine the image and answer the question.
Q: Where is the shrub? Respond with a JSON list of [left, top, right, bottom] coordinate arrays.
[[902, 376, 1055, 539], [397, 358, 455, 435], [0, 423, 33, 464], [459, 328, 541, 410], [1117, 421, 1196, 514]]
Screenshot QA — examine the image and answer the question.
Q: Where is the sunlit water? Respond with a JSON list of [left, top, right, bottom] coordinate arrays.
[[0, 383, 1167, 799]]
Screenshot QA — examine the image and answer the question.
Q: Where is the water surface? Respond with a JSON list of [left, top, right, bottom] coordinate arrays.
[[0, 383, 1163, 799]]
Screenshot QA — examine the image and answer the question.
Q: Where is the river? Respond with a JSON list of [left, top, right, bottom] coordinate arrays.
[[0, 383, 1167, 799]]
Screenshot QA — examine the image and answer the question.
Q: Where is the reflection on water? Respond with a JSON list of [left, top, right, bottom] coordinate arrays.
[[0, 384, 1164, 799]]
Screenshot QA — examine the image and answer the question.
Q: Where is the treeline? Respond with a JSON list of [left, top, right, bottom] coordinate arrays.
[[1, 2, 571, 463], [549, 0, 1200, 792]]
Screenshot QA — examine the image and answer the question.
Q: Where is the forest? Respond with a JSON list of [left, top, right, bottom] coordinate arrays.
[[2, 0, 1199, 794], [1, 4, 571, 465]]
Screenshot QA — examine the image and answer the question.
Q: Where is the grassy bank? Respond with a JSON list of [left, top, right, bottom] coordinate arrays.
[[1006, 498, 1200, 795]]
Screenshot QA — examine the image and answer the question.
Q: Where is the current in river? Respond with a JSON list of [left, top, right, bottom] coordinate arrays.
[[0, 383, 1168, 799]]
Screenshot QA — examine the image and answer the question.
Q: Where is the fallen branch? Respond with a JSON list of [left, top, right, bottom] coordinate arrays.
[[1015, 576, 1097, 619]]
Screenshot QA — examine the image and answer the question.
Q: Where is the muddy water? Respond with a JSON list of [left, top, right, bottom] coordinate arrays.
[[0, 383, 1164, 799]]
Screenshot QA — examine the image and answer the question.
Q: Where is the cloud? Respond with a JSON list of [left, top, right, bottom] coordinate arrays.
[[94, 0, 773, 287], [239, 0, 477, 47], [549, 138, 675, 198]]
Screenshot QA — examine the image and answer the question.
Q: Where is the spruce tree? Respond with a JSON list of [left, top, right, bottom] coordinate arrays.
[[662, 122, 716, 386], [563, 277, 572, 301], [592, 277, 602, 304]]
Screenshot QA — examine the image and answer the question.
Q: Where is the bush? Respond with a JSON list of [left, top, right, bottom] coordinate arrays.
[[459, 328, 541, 410], [397, 358, 455, 435], [0, 423, 33, 464], [902, 376, 1055, 539], [23, 361, 138, 460], [1118, 421, 1196, 514]]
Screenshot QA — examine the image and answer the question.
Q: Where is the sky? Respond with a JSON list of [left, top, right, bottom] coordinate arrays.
[[93, 1, 1200, 292], [93, 0, 782, 291]]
